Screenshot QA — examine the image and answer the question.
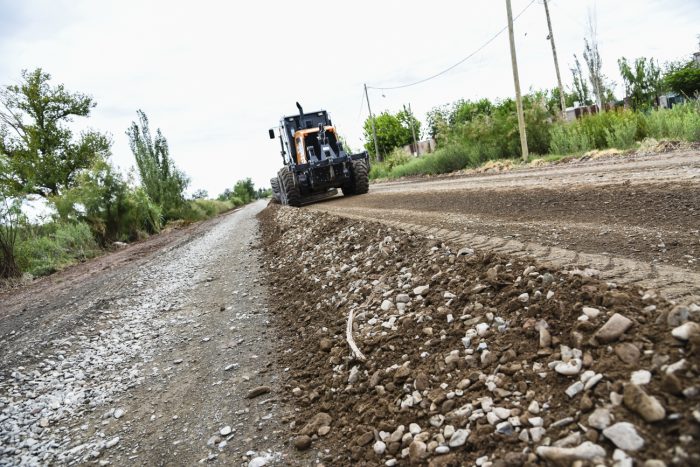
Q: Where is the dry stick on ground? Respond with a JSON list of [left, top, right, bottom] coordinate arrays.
[[346, 274, 387, 362]]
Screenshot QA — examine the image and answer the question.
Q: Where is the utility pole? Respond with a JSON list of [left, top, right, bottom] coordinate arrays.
[[404, 103, 419, 156], [505, 0, 529, 162], [543, 0, 566, 119], [364, 83, 381, 162]]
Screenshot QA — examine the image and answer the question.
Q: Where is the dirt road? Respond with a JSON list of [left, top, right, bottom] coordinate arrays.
[[310, 150, 700, 304], [1, 150, 699, 467], [0, 201, 307, 466]]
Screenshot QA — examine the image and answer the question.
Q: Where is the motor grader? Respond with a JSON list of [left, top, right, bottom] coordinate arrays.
[[269, 103, 369, 206]]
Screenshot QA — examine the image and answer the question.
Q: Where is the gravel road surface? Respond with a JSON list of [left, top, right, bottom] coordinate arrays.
[[0, 201, 306, 466]]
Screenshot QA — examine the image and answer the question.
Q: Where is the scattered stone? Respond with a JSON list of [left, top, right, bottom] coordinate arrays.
[[113, 408, 125, 419], [582, 307, 600, 318], [555, 359, 582, 376], [518, 293, 529, 303], [588, 408, 611, 430], [671, 322, 700, 341], [614, 343, 640, 365], [319, 338, 333, 351], [381, 300, 393, 312], [245, 386, 271, 399], [623, 384, 666, 422], [528, 400, 540, 414], [536, 442, 606, 463], [603, 422, 644, 451], [373, 440, 386, 455], [220, 426, 232, 436], [105, 437, 120, 448], [595, 313, 633, 343], [409, 423, 421, 435], [448, 429, 469, 447], [396, 293, 410, 303], [630, 369, 651, 385], [248, 457, 268, 467], [300, 412, 332, 436], [409, 440, 427, 461], [413, 285, 429, 296], [565, 381, 584, 398], [294, 435, 312, 450]]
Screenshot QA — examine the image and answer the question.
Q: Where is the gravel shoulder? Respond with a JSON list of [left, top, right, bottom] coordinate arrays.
[[0, 201, 307, 466]]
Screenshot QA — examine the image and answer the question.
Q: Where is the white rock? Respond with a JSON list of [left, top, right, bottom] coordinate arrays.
[[413, 285, 429, 296], [565, 381, 584, 398], [448, 429, 469, 447], [529, 427, 546, 443], [220, 425, 232, 436], [630, 369, 651, 385], [476, 323, 489, 336], [493, 407, 511, 419], [105, 437, 120, 448], [435, 445, 450, 454], [528, 400, 540, 414], [536, 442, 606, 463], [671, 322, 700, 340], [603, 422, 645, 451], [429, 414, 445, 428], [555, 359, 582, 376], [582, 307, 601, 318], [443, 425, 455, 439], [381, 300, 393, 312], [373, 440, 387, 455], [529, 417, 544, 427], [546, 290, 555, 299], [444, 291, 456, 299], [113, 408, 125, 419], [409, 423, 421, 435], [518, 293, 529, 303], [588, 408, 611, 430], [249, 457, 268, 467]]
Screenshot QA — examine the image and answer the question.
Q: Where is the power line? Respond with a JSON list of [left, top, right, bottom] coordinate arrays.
[[367, 0, 537, 91]]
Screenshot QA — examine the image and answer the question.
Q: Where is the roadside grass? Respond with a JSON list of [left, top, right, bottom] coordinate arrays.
[[371, 102, 700, 181], [15, 222, 100, 277]]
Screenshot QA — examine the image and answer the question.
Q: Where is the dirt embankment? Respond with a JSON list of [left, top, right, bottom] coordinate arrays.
[[259, 204, 700, 466]]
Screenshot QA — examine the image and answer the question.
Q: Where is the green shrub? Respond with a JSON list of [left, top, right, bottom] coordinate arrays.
[[16, 222, 99, 276], [387, 143, 499, 178], [644, 101, 700, 141]]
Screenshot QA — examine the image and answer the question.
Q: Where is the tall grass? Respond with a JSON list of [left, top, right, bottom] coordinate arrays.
[[16, 222, 99, 276]]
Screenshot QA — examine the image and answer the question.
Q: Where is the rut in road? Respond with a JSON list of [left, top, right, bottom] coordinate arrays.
[[310, 151, 700, 305]]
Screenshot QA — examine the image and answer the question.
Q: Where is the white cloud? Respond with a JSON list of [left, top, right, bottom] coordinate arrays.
[[1, 0, 698, 196]]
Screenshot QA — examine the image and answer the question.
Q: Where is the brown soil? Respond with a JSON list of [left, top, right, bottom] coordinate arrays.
[[259, 204, 700, 466]]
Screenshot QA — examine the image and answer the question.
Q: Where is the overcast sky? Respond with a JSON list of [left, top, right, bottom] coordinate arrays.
[[1, 0, 698, 197]]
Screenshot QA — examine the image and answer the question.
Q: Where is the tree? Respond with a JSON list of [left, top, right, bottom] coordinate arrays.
[[665, 62, 700, 97], [191, 189, 208, 200], [618, 57, 663, 110], [363, 111, 415, 159], [582, 13, 610, 108], [0, 155, 23, 278], [569, 55, 593, 106], [0, 68, 111, 197], [126, 110, 189, 218], [233, 178, 255, 203]]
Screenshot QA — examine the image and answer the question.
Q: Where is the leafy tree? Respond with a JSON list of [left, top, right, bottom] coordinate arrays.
[[233, 178, 256, 203], [191, 189, 209, 200], [569, 55, 593, 106], [55, 159, 162, 244], [449, 99, 493, 126], [665, 62, 700, 97], [425, 105, 450, 141], [363, 111, 416, 159], [0, 68, 111, 197], [618, 57, 663, 110], [126, 110, 189, 218]]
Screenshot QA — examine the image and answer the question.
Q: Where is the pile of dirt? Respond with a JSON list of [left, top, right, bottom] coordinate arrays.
[[258, 205, 699, 466]]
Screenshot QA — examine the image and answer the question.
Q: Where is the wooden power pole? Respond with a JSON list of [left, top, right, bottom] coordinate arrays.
[[364, 83, 381, 162], [543, 0, 566, 118], [404, 103, 419, 156], [506, 0, 528, 162]]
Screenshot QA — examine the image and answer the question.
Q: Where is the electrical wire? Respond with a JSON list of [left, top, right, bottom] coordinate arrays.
[[367, 0, 537, 91]]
